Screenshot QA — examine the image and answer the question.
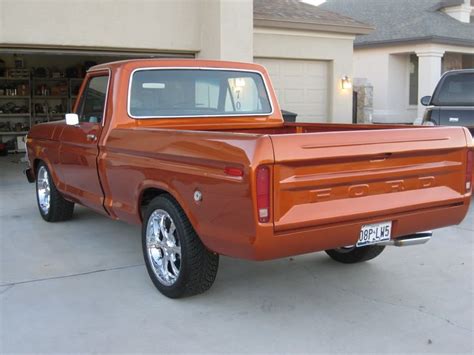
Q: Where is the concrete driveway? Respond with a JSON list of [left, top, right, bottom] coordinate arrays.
[[1, 154, 472, 354]]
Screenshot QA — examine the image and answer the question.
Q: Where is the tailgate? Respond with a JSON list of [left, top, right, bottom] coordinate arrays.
[[270, 127, 469, 232]]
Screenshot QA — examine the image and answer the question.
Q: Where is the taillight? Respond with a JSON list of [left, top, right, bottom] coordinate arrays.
[[466, 150, 473, 192], [256, 166, 270, 223]]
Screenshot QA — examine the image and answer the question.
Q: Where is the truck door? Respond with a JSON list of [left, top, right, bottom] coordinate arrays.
[[58, 72, 109, 214]]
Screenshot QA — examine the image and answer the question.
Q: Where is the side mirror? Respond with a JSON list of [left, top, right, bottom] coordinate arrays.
[[65, 113, 79, 125], [420, 96, 431, 106]]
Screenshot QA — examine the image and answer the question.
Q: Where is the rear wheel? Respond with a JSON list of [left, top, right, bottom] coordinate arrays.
[[142, 195, 219, 298], [36, 162, 74, 222], [325, 245, 385, 264]]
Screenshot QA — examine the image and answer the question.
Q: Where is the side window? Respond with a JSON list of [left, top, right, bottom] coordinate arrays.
[[78, 76, 109, 123]]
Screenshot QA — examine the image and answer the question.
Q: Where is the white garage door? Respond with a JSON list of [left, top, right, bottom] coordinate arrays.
[[254, 58, 329, 122]]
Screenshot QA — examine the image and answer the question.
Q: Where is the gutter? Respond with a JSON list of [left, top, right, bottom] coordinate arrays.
[[254, 18, 374, 36], [354, 36, 474, 49]]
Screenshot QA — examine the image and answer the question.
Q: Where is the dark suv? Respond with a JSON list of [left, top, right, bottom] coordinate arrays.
[[421, 69, 474, 134]]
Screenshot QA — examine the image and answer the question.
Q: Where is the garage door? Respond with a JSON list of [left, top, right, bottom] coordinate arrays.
[[254, 58, 329, 122]]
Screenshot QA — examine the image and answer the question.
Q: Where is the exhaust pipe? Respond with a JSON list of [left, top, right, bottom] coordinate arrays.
[[378, 231, 432, 247]]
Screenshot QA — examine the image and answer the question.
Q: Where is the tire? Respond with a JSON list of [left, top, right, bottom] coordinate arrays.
[[142, 195, 219, 298], [325, 245, 385, 264], [35, 162, 74, 222]]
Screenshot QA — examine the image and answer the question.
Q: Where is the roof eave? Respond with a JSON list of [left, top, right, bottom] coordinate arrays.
[[254, 18, 374, 35], [354, 36, 474, 49]]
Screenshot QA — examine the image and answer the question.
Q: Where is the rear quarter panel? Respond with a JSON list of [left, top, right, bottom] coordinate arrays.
[[99, 127, 274, 256]]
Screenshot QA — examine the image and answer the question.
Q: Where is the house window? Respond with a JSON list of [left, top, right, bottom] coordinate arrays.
[[409, 54, 419, 105]]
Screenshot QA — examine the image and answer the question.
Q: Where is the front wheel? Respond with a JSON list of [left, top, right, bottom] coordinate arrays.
[[36, 162, 74, 222], [325, 245, 385, 264], [142, 195, 219, 298]]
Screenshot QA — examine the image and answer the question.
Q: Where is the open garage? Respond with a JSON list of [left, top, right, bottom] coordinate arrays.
[[0, 49, 191, 152]]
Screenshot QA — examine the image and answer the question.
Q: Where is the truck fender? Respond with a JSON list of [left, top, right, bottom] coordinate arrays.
[[32, 156, 61, 190], [137, 180, 201, 236]]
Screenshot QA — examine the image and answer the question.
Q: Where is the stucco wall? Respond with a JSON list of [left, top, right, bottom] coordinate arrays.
[[198, 0, 253, 62], [254, 28, 355, 123], [0, 0, 202, 52], [0, 0, 253, 61]]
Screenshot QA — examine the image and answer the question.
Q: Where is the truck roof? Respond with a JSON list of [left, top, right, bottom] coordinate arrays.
[[89, 58, 267, 73]]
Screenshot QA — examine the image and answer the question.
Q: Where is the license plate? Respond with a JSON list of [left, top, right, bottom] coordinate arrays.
[[357, 221, 392, 247]]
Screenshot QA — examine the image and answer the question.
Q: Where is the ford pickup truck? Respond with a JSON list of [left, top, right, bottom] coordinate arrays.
[[25, 59, 473, 298]]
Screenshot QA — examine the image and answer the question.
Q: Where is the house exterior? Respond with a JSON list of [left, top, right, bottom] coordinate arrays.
[[322, 0, 474, 123], [0, 0, 371, 127]]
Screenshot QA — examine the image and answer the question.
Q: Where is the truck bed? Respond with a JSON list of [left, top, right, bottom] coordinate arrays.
[[200, 122, 471, 234]]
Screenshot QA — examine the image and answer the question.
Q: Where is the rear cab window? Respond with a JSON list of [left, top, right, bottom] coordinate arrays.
[[432, 72, 474, 106], [128, 69, 272, 118]]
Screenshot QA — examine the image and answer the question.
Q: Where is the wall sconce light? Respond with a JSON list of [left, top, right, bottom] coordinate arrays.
[[341, 76, 352, 90]]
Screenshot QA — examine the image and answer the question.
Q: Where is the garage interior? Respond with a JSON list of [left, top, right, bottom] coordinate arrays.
[[0, 49, 192, 154]]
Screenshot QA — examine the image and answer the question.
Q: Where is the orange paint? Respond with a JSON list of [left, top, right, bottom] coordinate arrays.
[[26, 59, 472, 260]]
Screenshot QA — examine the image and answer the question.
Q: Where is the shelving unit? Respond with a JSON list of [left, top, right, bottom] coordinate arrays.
[[69, 78, 83, 110], [0, 76, 84, 152], [0, 95, 30, 99], [0, 131, 29, 135], [0, 77, 31, 151], [32, 78, 70, 125]]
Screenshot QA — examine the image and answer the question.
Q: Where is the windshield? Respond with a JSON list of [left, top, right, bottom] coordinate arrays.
[[129, 69, 272, 118], [432, 72, 474, 106]]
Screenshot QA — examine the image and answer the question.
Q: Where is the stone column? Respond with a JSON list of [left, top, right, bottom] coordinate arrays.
[[353, 78, 373, 123], [416, 50, 445, 118]]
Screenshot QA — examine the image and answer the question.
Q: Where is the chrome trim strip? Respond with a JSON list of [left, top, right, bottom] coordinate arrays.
[[102, 68, 111, 128], [127, 67, 275, 119]]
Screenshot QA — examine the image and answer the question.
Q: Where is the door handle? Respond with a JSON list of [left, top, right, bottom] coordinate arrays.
[[86, 134, 97, 142]]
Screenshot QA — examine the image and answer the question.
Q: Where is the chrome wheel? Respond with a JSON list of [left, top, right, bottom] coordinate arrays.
[[145, 209, 181, 286], [37, 166, 50, 214]]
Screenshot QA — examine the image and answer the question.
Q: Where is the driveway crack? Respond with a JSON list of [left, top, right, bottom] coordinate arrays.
[[0, 263, 144, 288], [0, 284, 14, 295]]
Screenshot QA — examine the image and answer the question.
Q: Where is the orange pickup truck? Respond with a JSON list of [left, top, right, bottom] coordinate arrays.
[[25, 59, 473, 298]]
